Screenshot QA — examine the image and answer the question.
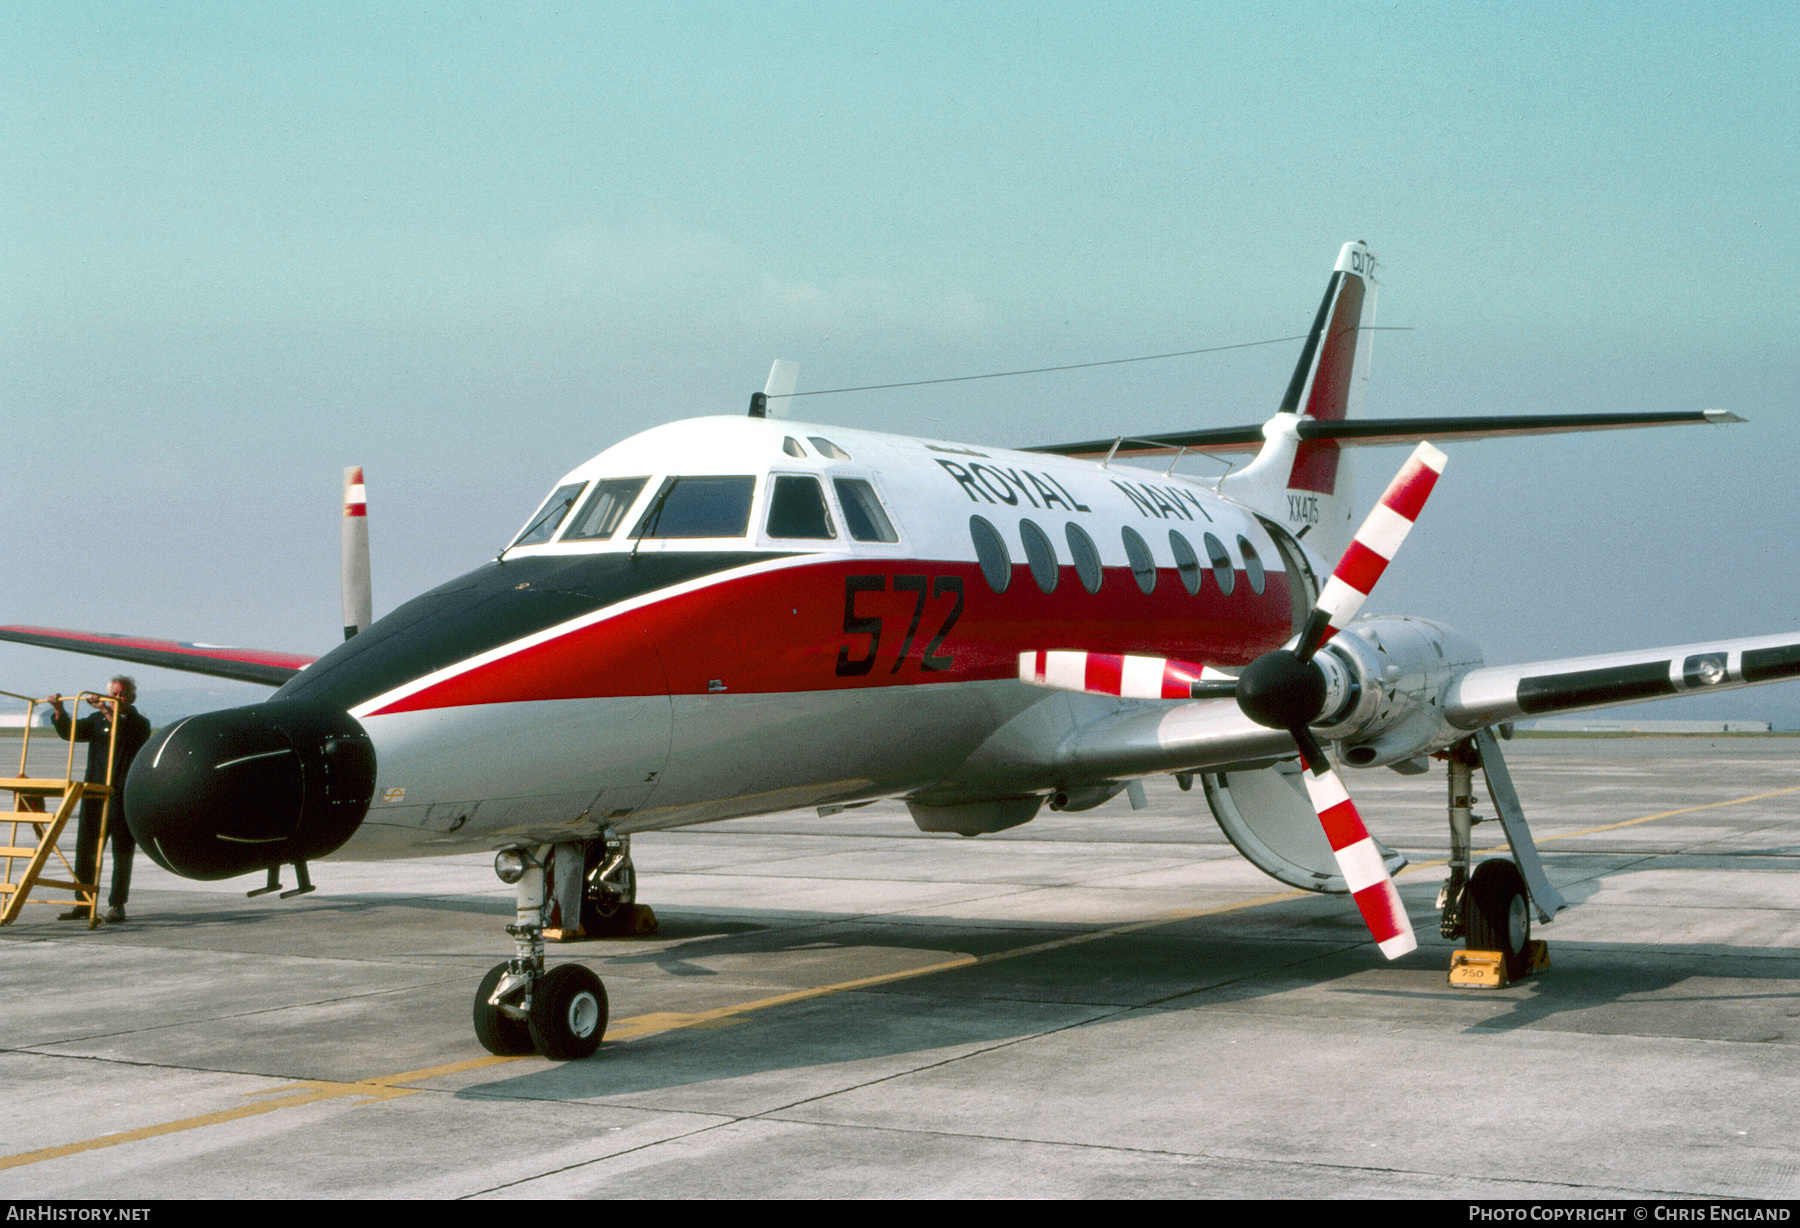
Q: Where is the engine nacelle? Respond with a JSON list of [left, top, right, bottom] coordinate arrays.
[[1312, 616, 1485, 768]]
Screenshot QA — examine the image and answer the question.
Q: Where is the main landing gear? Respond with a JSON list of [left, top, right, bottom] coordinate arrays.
[[579, 830, 639, 936], [472, 832, 639, 1060], [1438, 728, 1565, 986]]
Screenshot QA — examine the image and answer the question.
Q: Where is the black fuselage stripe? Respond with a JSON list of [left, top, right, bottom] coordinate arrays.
[[273, 551, 787, 710]]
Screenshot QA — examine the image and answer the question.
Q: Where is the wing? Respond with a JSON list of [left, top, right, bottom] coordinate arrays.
[[1446, 632, 1800, 728], [0, 625, 313, 686]]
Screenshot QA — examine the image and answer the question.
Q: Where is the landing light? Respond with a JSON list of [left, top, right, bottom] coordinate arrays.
[[494, 847, 536, 884]]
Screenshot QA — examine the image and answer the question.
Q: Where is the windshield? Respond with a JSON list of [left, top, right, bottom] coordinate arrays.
[[565, 477, 649, 541], [510, 482, 587, 548], [631, 476, 756, 539]]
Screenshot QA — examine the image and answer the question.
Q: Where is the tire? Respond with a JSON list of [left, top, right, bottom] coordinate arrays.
[[528, 964, 608, 1060], [1465, 859, 1532, 981], [473, 962, 535, 1055]]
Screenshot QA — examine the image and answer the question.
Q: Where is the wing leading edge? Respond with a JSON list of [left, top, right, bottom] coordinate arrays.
[[1023, 627, 1800, 786], [1445, 633, 1800, 729], [0, 625, 313, 687]]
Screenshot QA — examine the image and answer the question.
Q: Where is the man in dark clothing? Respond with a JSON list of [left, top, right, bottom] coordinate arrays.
[[45, 675, 152, 923]]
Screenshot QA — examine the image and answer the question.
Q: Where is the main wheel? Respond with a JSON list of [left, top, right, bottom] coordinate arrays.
[[1465, 859, 1532, 981], [528, 963, 608, 1060], [473, 963, 535, 1055]]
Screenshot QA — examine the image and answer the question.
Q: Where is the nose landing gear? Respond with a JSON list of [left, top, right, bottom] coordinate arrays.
[[528, 964, 608, 1060], [474, 841, 609, 1060]]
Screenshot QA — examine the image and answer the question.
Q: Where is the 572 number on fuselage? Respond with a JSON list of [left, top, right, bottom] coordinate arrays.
[[835, 573, 965, 677]]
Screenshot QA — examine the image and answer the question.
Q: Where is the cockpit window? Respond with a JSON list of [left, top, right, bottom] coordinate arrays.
[[511, 482, 587, 548], [809, 436, 851, 460], [833, 478, 899, 543], [564, 477, 649, 541], [782, 437, 806, 458], [766, 475, 836, 539], [631, 476, 756, 539]]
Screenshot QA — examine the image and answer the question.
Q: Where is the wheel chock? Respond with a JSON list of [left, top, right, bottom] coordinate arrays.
[[1449, 950, 1506, 987], [1448, 940, 1551, 988], [545, 903, 659, 944]]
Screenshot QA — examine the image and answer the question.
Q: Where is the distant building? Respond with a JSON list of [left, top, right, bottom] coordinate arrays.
[[1530, 719, 1774, 734]]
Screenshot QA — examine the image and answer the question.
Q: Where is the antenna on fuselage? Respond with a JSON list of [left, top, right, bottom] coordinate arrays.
[[748, 359, 799, 418]]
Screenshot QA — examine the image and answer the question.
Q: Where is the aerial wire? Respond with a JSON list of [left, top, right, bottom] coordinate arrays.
[[770, 327, 1411, 400]]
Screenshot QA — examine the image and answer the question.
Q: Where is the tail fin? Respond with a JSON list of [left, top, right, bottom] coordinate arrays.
[[1219, 241, 1376, 564]]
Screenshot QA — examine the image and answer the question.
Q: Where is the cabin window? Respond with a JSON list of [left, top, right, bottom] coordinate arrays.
[[564, 477, 649, 541], [766, 475, 836, 540], [1121, 527, 1156, 594], [834, 478, 899, 543], [1169, 530, 1203, 595], [1238, 535, 1266, 594], [1020, 519, 1058, 594], [1066, 522, 1102, 594], [970, 515, 1011, 593], [1204, 532, 1235, 595], [511, 482, 587, 548], [809, 436, 852, 460], [632, 476, 756, 539], [782, 437, 806, 458]]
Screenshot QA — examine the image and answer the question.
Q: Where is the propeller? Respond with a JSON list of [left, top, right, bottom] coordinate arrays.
[[1227, 442, 1447, 956], [1019, 441, 1446, 959]]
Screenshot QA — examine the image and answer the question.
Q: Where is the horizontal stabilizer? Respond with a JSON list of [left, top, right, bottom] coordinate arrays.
[[1027, 409, 1743, 460], [0, 625, 312, 686]]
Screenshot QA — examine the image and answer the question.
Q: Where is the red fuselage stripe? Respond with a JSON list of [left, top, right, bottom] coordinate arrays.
[[368, 556, 1295, 715]]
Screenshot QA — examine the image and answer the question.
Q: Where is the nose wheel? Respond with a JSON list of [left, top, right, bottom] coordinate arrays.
[[473, 963, 535, 1056], [476, 843, 610, 1060], [528, 964, 608, 1060]]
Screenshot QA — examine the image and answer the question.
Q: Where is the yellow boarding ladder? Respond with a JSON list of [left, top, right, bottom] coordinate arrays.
[[0, 689, 121, 928]]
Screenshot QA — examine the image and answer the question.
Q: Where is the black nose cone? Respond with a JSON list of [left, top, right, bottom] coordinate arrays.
[[126, 700, 376, 880], [1236, 649, 1327, 732]]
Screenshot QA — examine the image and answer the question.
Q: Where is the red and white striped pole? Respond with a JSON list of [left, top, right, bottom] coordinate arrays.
[[342, 466, 371, 640]]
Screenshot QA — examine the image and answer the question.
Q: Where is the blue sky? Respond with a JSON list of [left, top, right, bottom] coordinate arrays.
[[3, 1, 1796, 724]]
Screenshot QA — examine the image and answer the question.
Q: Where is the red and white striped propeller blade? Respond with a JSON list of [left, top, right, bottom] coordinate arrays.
[[1308, 441, 1446, 652], [1298, 752, 1417, 958], [1018, 650, 1236, 700]]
